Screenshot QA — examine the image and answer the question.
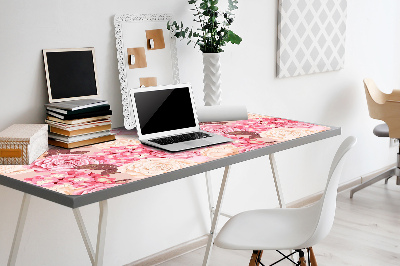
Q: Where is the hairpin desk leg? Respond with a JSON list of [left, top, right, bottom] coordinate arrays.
[[269, 153, 286, 208], [8, 193, 31, 266], [205, 171, 214, 222], [202, 166, 231, 266], [73, 200, 108, 266], [95, 200, 108, 266], [269, 153, 294, 261], [73, 208, 95, 265]]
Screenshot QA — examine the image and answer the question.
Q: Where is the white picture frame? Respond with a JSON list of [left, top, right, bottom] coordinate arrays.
[[114, 13, 180, 130], [43, 47, 100, 103], [276, 0, 347, 78]]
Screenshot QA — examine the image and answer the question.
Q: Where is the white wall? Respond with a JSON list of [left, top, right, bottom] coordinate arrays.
[[1, 0, 400, 265]]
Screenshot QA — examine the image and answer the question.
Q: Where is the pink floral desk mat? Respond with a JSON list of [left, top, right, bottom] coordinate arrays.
[[0, 114, 329, 196]]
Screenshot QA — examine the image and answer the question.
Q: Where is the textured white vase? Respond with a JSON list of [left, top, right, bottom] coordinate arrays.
[[202, 53, 222, 106]]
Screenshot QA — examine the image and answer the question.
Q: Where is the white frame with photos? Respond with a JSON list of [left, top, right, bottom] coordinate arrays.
[[114, 13, 180, 130]]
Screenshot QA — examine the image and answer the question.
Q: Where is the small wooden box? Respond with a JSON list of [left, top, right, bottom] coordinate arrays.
[[0, 124, 48, 165]]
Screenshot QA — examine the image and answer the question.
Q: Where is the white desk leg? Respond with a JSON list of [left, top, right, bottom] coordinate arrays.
[[95, 200, 108, 266], [269, 153, 286, 208], [205, 171, 214, 222], [202, 166, 231, 266], [73, 200, 108, 266], [73, 208, 95, 265], [269, 154, 294, 260], [8, 193, 31, 266]]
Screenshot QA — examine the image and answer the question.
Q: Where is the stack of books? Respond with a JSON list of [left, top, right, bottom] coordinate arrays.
[[45, 99, 115, 148]]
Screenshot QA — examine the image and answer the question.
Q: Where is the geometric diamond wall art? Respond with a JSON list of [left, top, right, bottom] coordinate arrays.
[[277, 0, 347, 78]]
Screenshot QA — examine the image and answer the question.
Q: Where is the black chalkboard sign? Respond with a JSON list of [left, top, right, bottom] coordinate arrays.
[[43, 48, 99, 102]]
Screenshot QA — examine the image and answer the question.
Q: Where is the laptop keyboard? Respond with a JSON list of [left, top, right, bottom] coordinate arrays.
[[149, 132, 211, 145]]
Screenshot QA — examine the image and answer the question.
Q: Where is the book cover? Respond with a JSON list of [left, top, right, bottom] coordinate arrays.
[[46, 115, 112, 125], [49, 124, 112, 137], [46, 104, 110, 115], [47, 109, 112, 120], [48, 130, 111, 143], [44, 99, 108, 111], [45, 119, 111, 131], [48, 135, 115, 149]]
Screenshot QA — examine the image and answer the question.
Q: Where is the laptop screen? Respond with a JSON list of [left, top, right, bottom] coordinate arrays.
[[134, 86, 196, 135]]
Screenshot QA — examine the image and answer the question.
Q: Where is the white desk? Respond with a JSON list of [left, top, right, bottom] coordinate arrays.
[[0, 114, 340, 266]]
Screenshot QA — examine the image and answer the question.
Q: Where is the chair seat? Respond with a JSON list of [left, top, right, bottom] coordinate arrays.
[[214, 203, 320, 251], [373, 123, 389, 137]]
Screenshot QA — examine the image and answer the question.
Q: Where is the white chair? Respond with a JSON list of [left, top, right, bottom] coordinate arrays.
[[214, 136, 357, 266]]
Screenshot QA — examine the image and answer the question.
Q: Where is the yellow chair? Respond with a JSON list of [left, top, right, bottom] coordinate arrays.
[[350, 78, 400, 197]]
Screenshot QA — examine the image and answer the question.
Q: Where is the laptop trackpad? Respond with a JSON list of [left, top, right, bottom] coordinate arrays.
[[184, 139, 212, 146]]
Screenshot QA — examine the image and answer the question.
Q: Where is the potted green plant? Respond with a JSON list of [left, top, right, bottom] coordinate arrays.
[[167, 0, 242, 106]]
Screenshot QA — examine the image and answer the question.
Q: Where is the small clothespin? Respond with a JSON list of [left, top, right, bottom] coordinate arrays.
[[149, 39, 155, 49], [129, 54, 135, 65]]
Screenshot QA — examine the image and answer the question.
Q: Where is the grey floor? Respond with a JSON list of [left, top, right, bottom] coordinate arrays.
[[160, 178, 400, 266]]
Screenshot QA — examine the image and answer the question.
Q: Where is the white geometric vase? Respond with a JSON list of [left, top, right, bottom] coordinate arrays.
[[202, 53, 222, 106]]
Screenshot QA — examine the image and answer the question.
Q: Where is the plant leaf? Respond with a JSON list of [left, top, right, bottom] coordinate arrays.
[[226, 30, 242, 44], [228, 0, 238, 11], [200, 2, 208, 9]]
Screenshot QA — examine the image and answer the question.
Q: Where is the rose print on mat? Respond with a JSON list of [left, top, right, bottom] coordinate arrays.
[[44, 149, 89, 158], [118, 158, 198, 179], [30, 154, 107, 172], [200, 123, 238, 135], [1, 114, 330, 195], [260, 128, 320, 141], [97, 145, 155, 166], [96, 144, 207, 165], [145, 147, 204, 160], [24, 170, 129, 195], [93, 138, 140, 150], [200, 144, 240, 158], [227, 131, 261, 139], [0, 165, 33, 175], [76, 164, 119, 175], [232, 138, 276, 153]]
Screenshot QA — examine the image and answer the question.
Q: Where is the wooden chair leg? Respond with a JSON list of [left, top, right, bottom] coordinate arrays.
[[249, 250, 263, 266], [298, 250, 307, 266], [308, 247, 318, 266]]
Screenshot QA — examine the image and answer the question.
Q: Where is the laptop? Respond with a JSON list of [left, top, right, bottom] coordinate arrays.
[[130, 84, 233, 152]]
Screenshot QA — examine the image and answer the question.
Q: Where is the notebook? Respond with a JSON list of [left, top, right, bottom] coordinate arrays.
[[44, 99, 109, 111], [130, 84, 232, 152]]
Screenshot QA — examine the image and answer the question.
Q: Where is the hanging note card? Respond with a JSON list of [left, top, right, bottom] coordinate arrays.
[[145, 29, 165, 50], [140, 77, 158, 87], [127, 47, 147, 69]]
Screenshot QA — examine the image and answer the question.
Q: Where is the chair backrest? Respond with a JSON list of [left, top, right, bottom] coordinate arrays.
[[302, 136, 356, 248], [364, 78, 386, 120], [364, 78, 400, 105], [364, 78, 400, 138], [364, 78, 380, 119]]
